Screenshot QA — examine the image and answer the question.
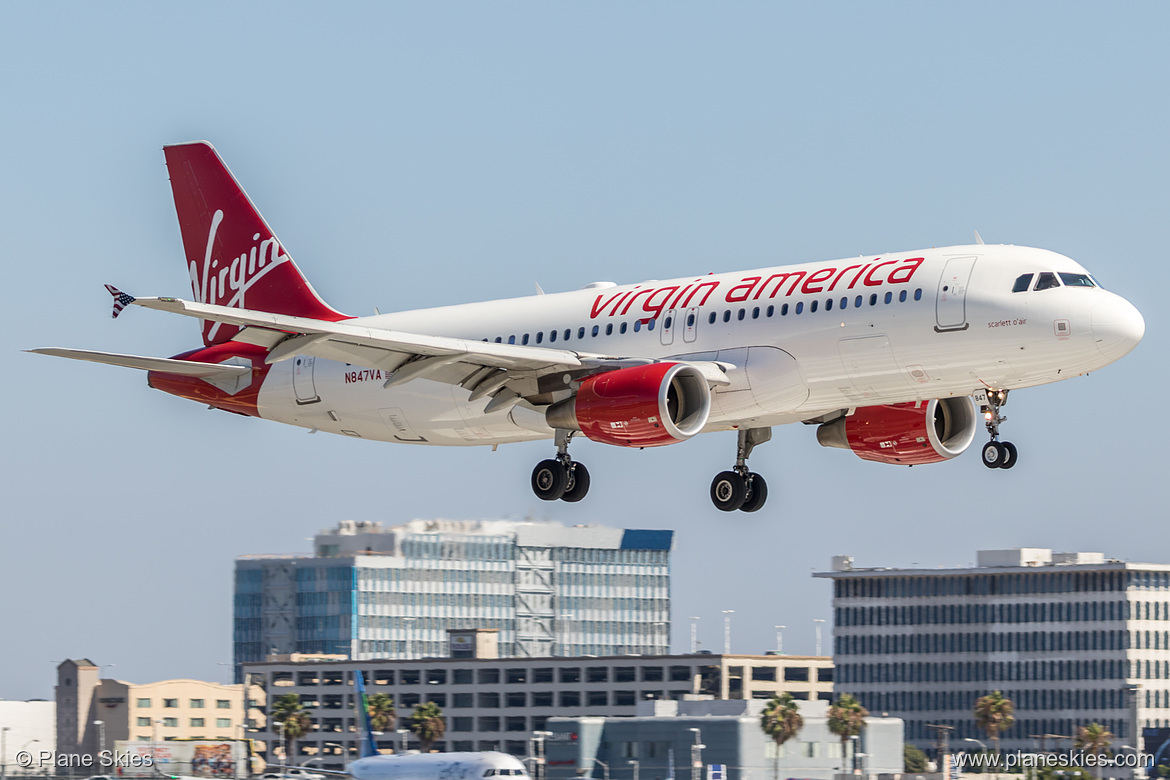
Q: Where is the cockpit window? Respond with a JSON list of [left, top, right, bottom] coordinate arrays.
[[1058, 272, 1095, 288], [1033, 272, 1061, 291], [1012, 273, 1034, 293]]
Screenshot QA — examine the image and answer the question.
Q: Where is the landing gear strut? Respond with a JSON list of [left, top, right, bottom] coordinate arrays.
[[710, 427, 771, 512], [979, 389, 1018, 470], [532, 430, 591, 502]]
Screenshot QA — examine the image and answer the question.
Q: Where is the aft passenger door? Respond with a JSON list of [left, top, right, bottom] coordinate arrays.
[[293, 356, 320, 404]]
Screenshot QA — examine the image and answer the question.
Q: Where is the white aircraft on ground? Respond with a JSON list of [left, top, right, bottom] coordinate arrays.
[[30, 142, 1144, 511], [267, 673, 530, 780]]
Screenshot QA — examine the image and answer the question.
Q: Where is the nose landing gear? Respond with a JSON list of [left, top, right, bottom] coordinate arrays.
[[710, 427, 771, 512], [532, 430, 591, 502], [979, 389, 1018, 470]]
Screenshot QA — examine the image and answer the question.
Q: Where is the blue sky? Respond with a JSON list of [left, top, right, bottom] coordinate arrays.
[[2, 3, 1166, 700]]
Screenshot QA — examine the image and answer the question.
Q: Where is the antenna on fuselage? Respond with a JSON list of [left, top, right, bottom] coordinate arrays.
[[973, 230, 985, 245]]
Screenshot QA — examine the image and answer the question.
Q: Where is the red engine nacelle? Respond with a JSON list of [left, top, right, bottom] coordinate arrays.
[[815, 397, 978, 465], [545, 363, 711, 447]]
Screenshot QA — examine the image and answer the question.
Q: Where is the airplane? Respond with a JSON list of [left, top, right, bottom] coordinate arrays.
[[267, 672, 531, 780], [29, 141, 1145, 512]]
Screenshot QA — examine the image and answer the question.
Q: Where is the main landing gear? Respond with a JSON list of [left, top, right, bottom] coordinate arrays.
[[979, 389, 1018, 470], [532, 430, 591, 502], [710, 427, 772, 512]]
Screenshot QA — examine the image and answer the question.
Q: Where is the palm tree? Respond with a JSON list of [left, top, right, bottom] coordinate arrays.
[[973, 691, 1015, 757], [367, 693, 397, 735], [760, 693, 804, 780], [1075, 722, 1113, 780], [410, 702, 446, 752], [271, 693, 313, 761], [827, 694, 869, 771]]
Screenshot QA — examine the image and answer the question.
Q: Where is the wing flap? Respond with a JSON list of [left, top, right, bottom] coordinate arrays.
[[27, 348, 251, 378]]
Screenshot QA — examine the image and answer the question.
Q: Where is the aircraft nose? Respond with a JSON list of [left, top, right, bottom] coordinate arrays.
[[1092, 296, 1145, 361]]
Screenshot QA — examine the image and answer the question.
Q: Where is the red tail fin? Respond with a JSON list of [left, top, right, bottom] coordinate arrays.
[[163, 141, 348, 345]]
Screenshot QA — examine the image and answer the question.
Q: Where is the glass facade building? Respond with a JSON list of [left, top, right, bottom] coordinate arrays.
[[815, 549, 1170, 751], [233, 520, 673, 676]]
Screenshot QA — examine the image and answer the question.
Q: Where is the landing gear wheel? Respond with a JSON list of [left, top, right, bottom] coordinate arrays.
[[561, 462, 591, 503], [740, 473, 769, 513], [981, 441, 1005, 469], [999, 441, 1018, 470], [532, 459, 568, 501], [711, 470, 748, 512]]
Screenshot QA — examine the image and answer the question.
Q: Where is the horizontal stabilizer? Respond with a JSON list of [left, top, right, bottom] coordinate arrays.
[[27, 348, 251, 378]]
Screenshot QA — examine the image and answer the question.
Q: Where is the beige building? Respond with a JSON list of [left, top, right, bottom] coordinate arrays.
[[56, 659, 265, 755]]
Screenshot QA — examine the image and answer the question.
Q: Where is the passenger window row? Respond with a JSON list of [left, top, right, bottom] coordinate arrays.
[[486, 288, 924, 345], [708, 288, 923, 324]]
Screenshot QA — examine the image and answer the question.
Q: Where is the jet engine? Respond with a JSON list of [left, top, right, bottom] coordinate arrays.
[[816, 397, 978, 465], [545, 362, 711, 447]]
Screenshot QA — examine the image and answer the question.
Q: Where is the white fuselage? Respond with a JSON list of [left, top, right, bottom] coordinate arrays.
[[345, 751, 528, 780], [255, 244, 1143, 446]]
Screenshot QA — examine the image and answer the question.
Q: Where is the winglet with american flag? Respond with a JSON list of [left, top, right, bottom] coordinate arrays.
[[104, 284, 136, 318]]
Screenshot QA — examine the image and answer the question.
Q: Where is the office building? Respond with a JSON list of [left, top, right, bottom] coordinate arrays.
[[55, 659, 264, 755], [242, 646, 833, 766], [546, 697, 903, 780], [814, 548, 1170, 751], [233, 519, 674, 674]]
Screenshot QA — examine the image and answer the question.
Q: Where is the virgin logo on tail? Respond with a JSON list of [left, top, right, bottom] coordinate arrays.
[[191, 209, 291, 310]]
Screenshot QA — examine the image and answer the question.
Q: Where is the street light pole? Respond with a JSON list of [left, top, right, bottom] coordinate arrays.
[[721, 611, 734, 655], [773, 626, 786, 654], [688, 728, 704, 780]]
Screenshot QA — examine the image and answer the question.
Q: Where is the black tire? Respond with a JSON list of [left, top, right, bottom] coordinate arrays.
[[532, 459, 568, 501], [740, 473, 769, 513], [981, 441, 1004, 469], [561, 462, 591, 503], [710, 470, 748, 512], [1000, 441, 1018, 469]]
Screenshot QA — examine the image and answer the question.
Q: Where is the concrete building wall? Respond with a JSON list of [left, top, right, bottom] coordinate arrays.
[[244, 653, 833, 768]]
